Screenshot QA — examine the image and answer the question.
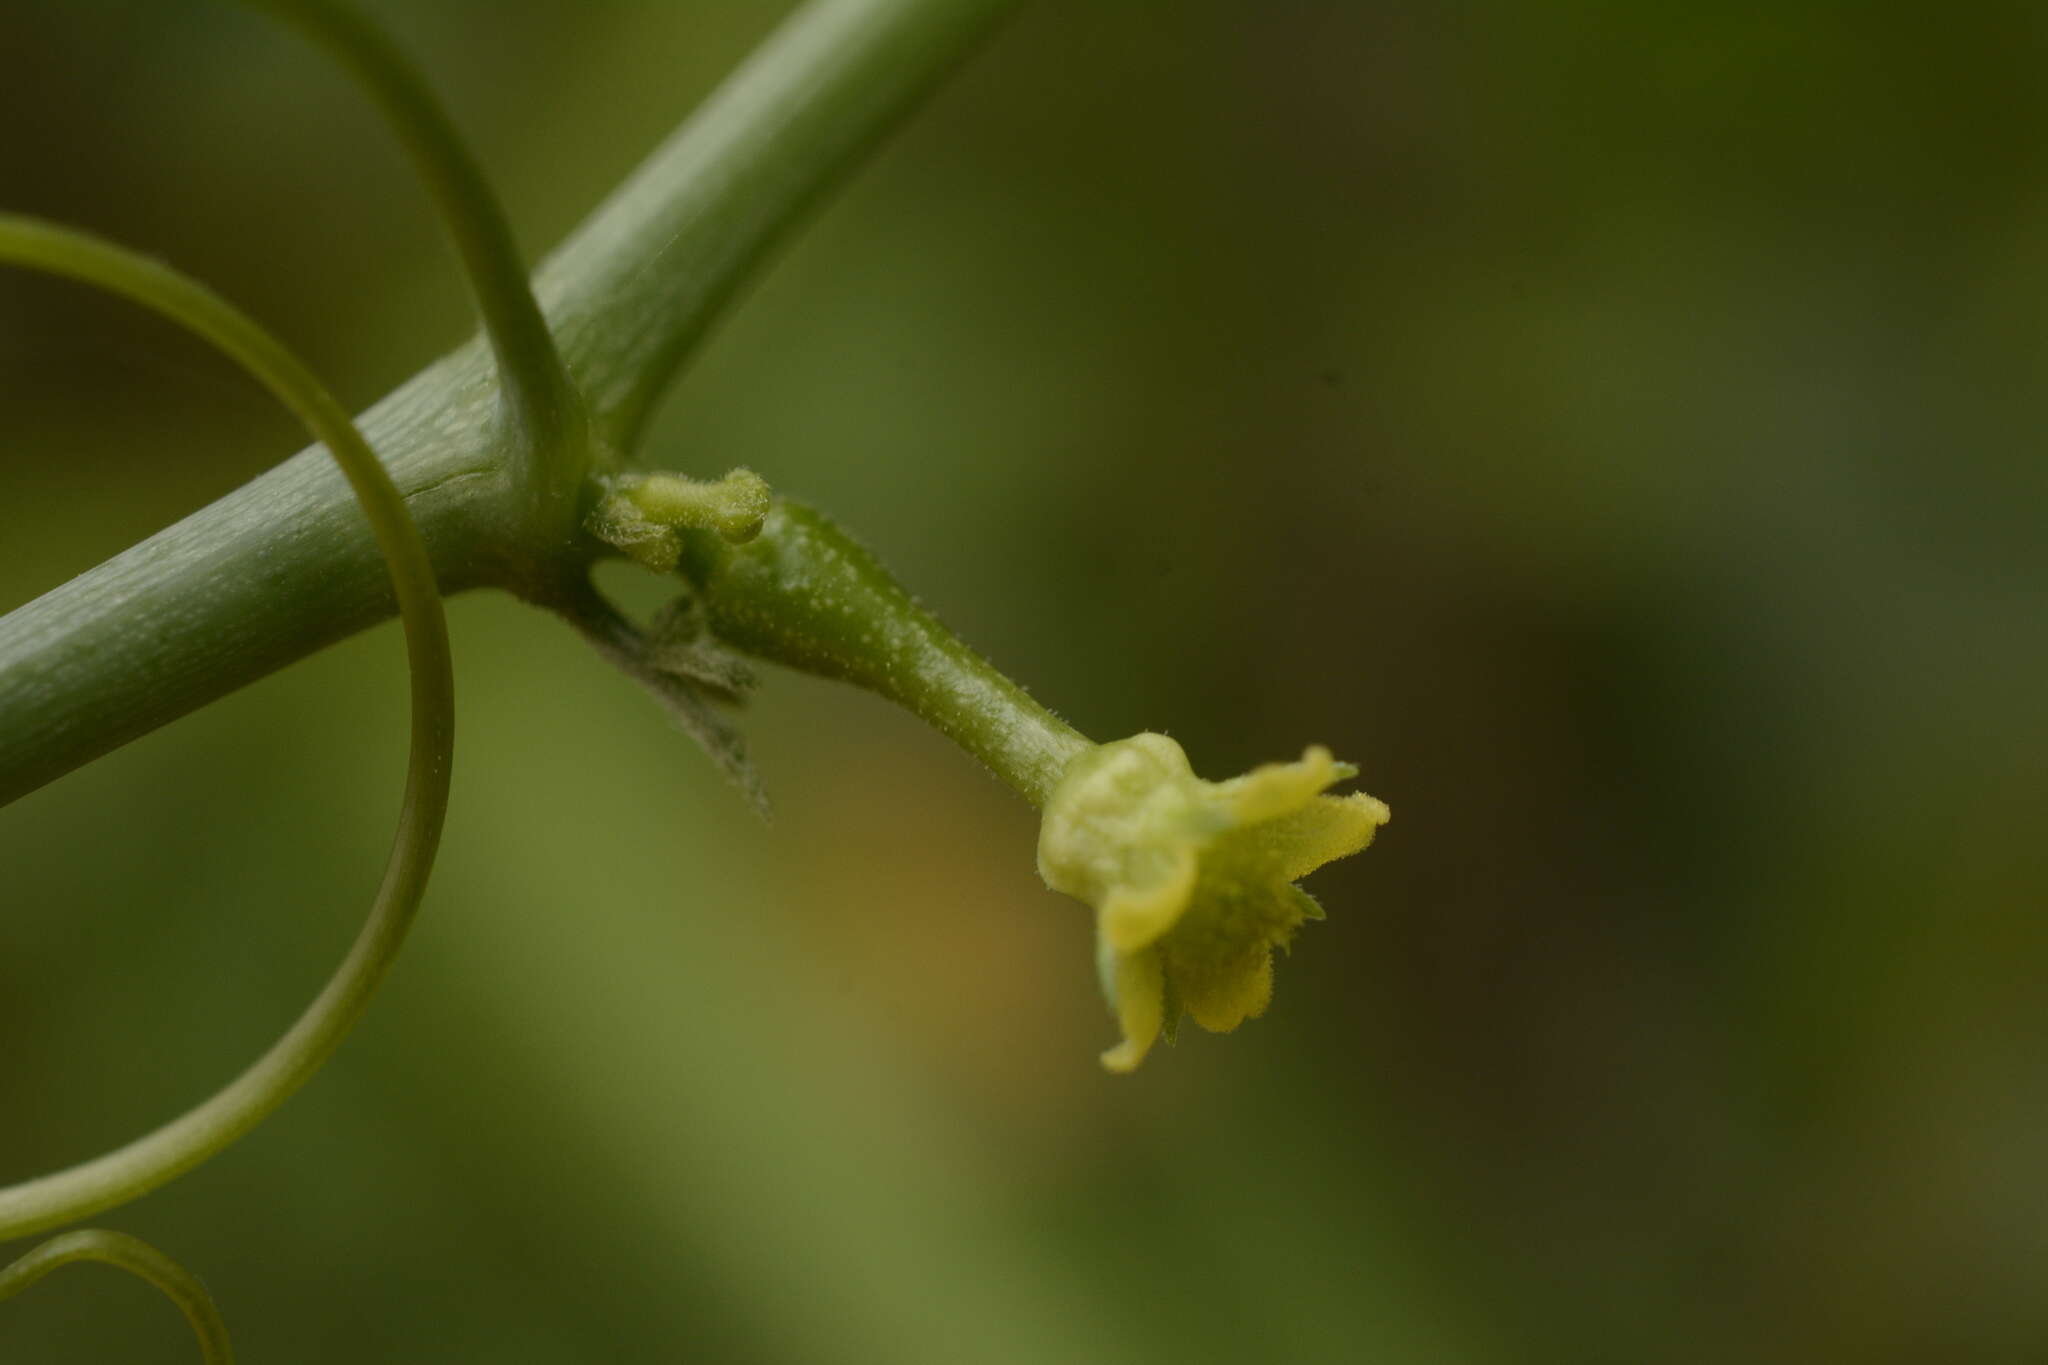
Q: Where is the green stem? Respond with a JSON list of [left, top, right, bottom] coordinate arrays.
[[241, 0, 582, 488], [536, 0, 1018, 450], [0, 0, 1017, 807], [675, 500, 1089, 805], [0, 1229, 234, 1364], [0, 217, 453, 1241]]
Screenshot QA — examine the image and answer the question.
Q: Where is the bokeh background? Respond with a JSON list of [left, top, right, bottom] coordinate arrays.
[[4, 1, 2046, 1360]]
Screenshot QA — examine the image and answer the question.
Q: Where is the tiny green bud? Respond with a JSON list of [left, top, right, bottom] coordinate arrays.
[[629, 469, 771, 543], [587, 468, 772, 570], [1037, 734, 1389, 1073]]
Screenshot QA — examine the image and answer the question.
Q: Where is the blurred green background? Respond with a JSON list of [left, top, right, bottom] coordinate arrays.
[[4, 1, 2047, 1360]]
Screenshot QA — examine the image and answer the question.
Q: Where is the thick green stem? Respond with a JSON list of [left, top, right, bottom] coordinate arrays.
[[678, 501, 1089, 805], [0, 349, 500, 807], [0, 0, 1016, 807]]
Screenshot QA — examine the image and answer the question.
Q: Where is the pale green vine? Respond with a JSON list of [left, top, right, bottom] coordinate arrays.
[[1, 0, 1393, 1351]]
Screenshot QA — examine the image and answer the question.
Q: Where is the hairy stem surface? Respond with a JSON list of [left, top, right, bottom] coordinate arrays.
[[676, 501, 1089, 804]]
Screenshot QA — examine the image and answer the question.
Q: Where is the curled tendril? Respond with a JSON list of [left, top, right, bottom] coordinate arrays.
[[0, 215, 454, 1242], [0, 1230, 235, 1364], [0, 1, 594, 1341]]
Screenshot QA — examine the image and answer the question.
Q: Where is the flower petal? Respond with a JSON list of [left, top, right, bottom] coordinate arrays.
[[1173, 941, 1274, 1034], [1100, 946, 1167, 1074], [1261, 790, 1391, 882], [1098, 842, 1197, 952], [1213, 744, 1343, 825]]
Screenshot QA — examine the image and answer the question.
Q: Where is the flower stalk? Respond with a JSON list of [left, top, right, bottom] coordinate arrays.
[[669, 499, 1092, 805], [591, 494, 1390, 1070]]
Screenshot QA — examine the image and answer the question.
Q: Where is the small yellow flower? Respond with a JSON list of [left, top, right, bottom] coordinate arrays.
[[1037, 734, 1389, 1072]]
